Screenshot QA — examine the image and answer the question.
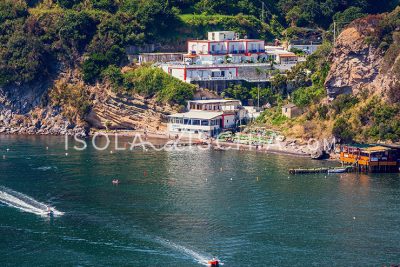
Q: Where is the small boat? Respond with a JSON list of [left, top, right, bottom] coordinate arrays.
[[208, 258, 219, 267], [46, 207, 54, 217], [328, 168, 348, 174], [112, 179, 120, 185]]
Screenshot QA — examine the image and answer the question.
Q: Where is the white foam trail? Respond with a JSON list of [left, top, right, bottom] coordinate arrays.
[[154, 237, 220, 266], [0, 186, 64, 217]]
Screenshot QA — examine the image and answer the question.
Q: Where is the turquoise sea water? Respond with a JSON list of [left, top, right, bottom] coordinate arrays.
[[1, 135, 400, 266]]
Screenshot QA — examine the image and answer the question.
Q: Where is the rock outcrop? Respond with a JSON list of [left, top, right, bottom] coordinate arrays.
[[0, 81, 88, 136], [325, 12, 400, 99]]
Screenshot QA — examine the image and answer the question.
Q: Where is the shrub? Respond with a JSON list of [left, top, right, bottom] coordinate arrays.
[[122, 66, 195, 105], [317, 104, 329, 119], [332, 117, 355, 143], [49, 80, 92, 121], [292, 86, 325, 107], [82, 53, 109, 84], [101, 65, 123, 91], [331, 94, 359, 115]]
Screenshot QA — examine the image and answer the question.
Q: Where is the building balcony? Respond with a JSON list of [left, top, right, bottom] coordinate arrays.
[[188, 76, 237, 82], [248, 49, 265, 53], [210, 50, 228, 55]]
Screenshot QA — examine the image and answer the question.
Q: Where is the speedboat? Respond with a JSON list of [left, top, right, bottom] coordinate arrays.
[[46, 207, 54, 217], [208, 258, 219, 267]]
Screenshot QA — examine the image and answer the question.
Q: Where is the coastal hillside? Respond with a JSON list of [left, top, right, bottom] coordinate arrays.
[[0, 0, 399, 137], [260, 7, 400, 143]]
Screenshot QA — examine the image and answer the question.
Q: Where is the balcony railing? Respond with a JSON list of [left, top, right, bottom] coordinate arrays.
[[188, 76, 236, 81], [210, 50, 228, 55]]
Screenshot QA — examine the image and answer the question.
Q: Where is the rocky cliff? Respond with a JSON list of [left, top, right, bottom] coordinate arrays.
[[0, 69, 217, 136], [0, 72, 170, 136], [325, 9, 400, 100]]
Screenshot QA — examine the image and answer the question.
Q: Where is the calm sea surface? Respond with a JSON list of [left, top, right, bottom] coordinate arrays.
[[0, 135, 400, 266]]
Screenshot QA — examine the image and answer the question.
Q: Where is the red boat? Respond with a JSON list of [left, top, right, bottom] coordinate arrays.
[[208, 258, 219, 267]]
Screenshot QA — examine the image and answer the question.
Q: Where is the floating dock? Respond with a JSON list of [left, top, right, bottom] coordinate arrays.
[[289, 166, 352, 175]]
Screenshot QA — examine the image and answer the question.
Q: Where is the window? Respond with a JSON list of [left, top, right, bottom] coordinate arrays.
[[201, 120, 209, 126], [192, 120, 200, 125], [212, 33, 215, 40], [184, 119, 190, 125]]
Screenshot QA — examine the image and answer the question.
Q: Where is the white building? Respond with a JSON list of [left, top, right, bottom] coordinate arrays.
[[159, 31, 299, 84], [186, 31, 266, 65], [288, 42, 321, 55], [167, 99, 248, 137], [265, 46, 298, 65], [167, 111, 223, 137]]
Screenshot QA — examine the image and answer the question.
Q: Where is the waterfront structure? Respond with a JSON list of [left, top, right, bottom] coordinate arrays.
[[167, 99, 248, 137], [340, 145, 400, 173], [167, 110, 223, 137], [282, 103, 302, 118]]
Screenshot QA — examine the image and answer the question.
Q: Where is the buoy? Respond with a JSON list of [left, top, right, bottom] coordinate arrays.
[[257, 177, 259, 181], [110, 150, 113, 154], [2, 155, 5, 159], [353, 216, 356, 220], [230, 178, 233, 181], [6, 148, 9, 152], [46, 146, 49, 150], [65, 153, 68, 156]]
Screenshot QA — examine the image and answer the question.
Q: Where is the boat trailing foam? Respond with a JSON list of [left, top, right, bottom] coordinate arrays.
[[0, 186, 64, 217]]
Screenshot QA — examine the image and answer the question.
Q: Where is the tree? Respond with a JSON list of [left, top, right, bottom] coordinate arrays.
[[57, 0, 82, 9], [333, 117, 355, 143], [82, 53, 109, 84], [285, 6, 302, 26], [332, 7, 366, 31], [90, 0, 117, 12], [271, 74, 288, 95], [55, 12, 97, 59], [0, 0, 28, 23], [0, 29, 48, 86]]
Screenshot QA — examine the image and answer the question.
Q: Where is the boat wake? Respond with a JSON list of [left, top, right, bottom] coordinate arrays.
[[0, 186, 64, 217], [154, 237, 221, 266]]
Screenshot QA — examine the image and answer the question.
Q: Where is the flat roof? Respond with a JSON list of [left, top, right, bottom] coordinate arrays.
[[168, 111, 223, 120], [189, 99, 240, 104], [269, 50, 297, 56], [363, 146, 392, 153]]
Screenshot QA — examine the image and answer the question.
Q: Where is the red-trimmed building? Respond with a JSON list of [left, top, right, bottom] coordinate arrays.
[[159, 31, 297, 85]]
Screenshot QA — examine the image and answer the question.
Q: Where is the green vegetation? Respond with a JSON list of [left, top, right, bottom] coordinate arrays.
[[1, 0, 400, 141], [49, 79, 92, 121], [1, 0, 398, 88], [122, 66, 195, 105], [179, 14, 274, 40]]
